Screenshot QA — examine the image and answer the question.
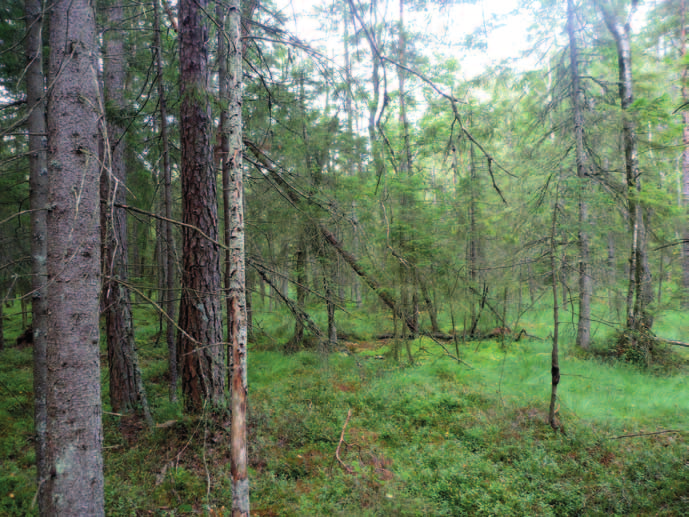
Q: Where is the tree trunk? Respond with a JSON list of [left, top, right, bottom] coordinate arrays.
[[397, 0, 412, 176], [178, 0, 225, 411], [467, 139, 483, 336], [549, 195, 561, 431], [153, 0, 177, 402], [24, 0, 48, 502], [218, 0, 250, 512], [325, 276, 337, 348], [45, 0, 104, 512], [288, 239, 307, 351], [598, 2, 653, 331], [681, 0, 689, 307], [396, 0, 418, 338], [568, 0, 592, 349], [366, 0, 385, 182], [102, 0, 152, 424]]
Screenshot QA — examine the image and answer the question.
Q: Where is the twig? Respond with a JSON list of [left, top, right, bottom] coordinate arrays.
[[115, 203, 228, 251], [422, 331, 473, 369], [610, 430, 684, 440], [335, 409, 354, 474]]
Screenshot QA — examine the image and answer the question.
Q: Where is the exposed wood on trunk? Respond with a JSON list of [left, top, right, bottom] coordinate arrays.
[[218, 2, 251, 512]]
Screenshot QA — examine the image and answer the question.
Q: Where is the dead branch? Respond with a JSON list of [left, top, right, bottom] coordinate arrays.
[[657, 338, 689, 348], [421, 331, 473, 369], [610, 430, 684, 440], [335, 409, 354, 474]]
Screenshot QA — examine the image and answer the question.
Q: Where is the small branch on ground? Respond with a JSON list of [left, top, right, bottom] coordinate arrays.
[[610, 430, 684, 440], [335, 409, 354, 474]]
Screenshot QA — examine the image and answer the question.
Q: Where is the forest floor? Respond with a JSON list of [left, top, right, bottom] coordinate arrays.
[[1, 301, 688, 516]]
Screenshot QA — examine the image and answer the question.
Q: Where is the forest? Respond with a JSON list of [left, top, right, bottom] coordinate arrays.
[[0, 0, 688, 514]]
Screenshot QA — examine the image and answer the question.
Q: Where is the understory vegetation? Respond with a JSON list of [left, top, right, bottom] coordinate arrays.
[[1, 300, 688, 516]]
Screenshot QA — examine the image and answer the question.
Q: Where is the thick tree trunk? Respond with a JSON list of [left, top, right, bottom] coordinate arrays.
[[568, 0, 592, 349], [45, 0, 104, 512], [599, 2, 653, 331], [102, 0, 151, 424], [178, 0, 225, 411], [153, 0, 178, 402], [24, 0, 48, 502]]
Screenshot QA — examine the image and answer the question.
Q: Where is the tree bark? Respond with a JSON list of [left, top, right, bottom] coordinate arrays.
[[568, 0, 592, 349], [153, 0, 178, 402], [218, 0, 250, 513], [288, 238, 307, 350], [24, 0, 48, 502], [178, 0, 225, 411], [45, 0, 104, 512], [598, 1, 653, 331], [101, 0, 152, 424], [549, 196, 561, 431], [366, 0, 385, 182], [680, 0, 689, 307]]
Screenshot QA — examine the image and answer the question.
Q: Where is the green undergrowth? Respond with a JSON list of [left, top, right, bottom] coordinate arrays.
[[0, 305, 688, 515]]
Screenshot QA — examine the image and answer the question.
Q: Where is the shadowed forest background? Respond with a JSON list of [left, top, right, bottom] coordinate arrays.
[[1, 0, 689, 514]]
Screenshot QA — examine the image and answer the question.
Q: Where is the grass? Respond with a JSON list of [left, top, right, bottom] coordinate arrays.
[[0, 298, 688, 515]]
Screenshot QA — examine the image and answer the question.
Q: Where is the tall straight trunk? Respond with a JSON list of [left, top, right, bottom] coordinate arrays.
[[45, 0, 104, 512], [343, 1, 358, 176], [344, 8, 362, 299], [218, 0, 250, 512], [467, 141, 482, 335], [599, 2, 653, 330], [178, 0, 225, 411], [396, 0, 417, 336], [397, 0, 412, 175], [366, 0, 384, 181], [153, 0, 177, 401], [568, 0, 592, 349], [101, 0, 151, 424], [549, 196, 561, 431], [681, 0, 689, 307], [24, 0, 48, 502]]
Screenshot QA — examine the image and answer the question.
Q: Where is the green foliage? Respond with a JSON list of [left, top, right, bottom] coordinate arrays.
[[2, 300, 689, 515]]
